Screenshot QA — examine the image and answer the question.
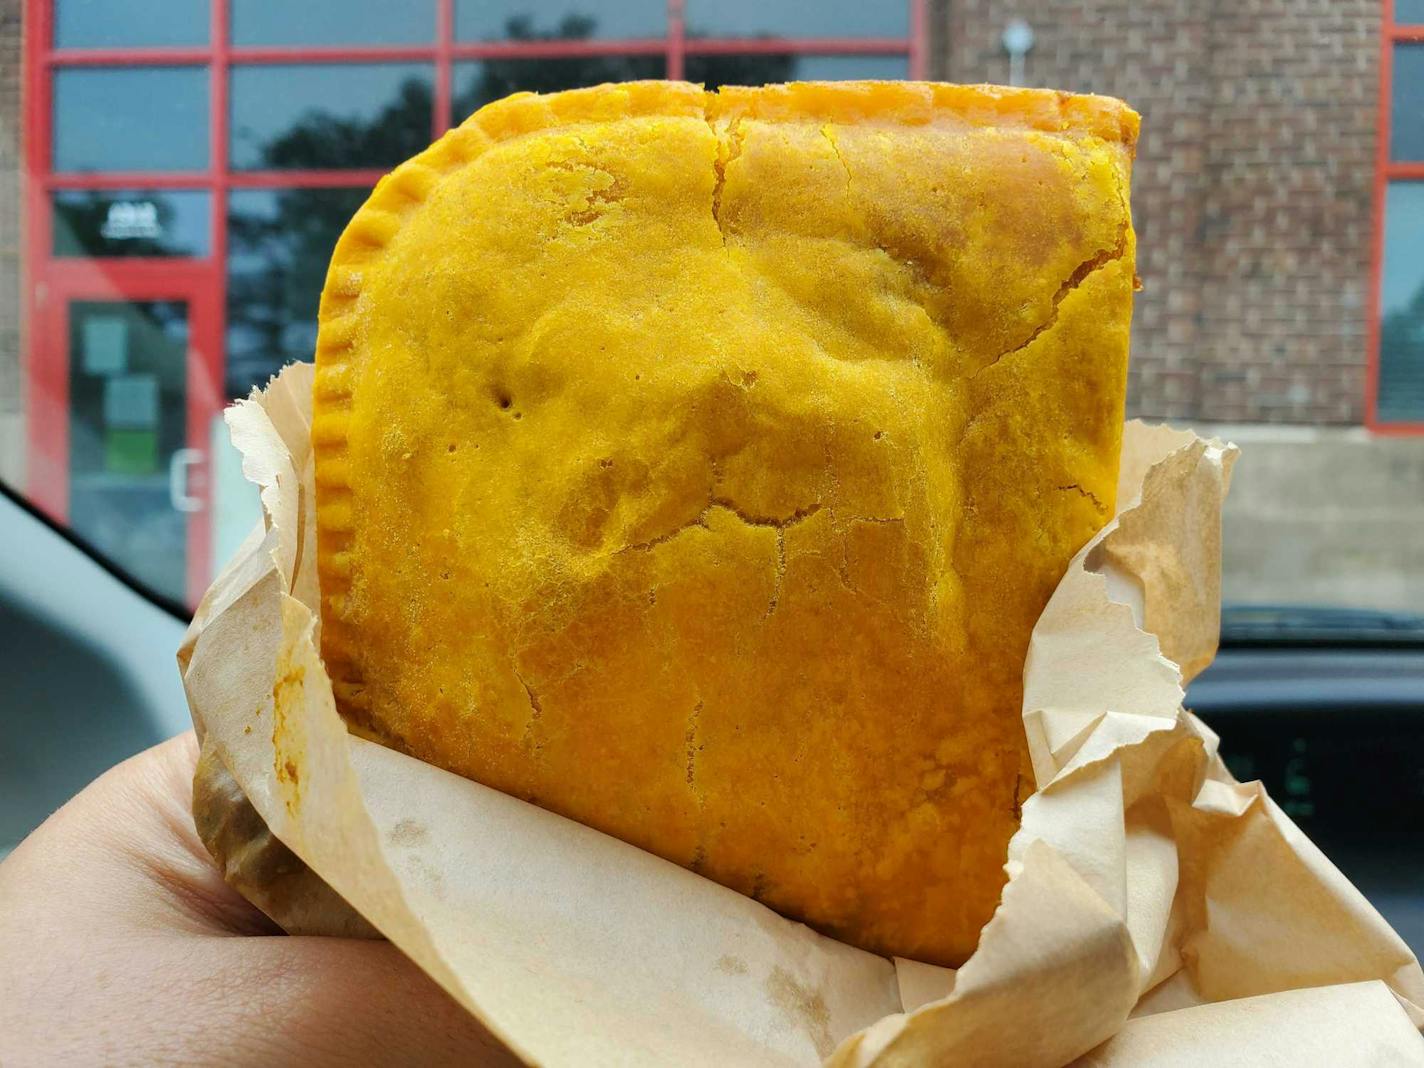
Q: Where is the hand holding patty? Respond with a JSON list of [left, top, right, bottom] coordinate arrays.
[[0, 733, 514, 1067]]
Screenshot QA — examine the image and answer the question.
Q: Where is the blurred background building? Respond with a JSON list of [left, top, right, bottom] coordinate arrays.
[[0, 0, 1420, 612]]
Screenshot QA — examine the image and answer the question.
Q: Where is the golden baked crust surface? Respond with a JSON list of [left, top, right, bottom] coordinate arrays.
[[313, 81, 1138, 966]]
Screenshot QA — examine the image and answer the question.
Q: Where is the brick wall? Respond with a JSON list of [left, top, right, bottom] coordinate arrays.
[[935, 0, 1380, 425], [1196, 1, 1378, 425], [0, 0, 21, 488]]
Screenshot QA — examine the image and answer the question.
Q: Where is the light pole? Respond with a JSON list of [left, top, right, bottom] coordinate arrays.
[[1002, 19, 1035, 88]]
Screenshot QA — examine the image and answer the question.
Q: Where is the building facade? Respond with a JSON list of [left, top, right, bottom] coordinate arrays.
[[0, 0, 1420, 610]]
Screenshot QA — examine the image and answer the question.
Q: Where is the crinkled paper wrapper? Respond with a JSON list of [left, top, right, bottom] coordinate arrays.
[[180, 364, 1424, 1066]]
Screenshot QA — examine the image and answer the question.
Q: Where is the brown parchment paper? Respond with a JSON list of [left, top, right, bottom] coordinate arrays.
[[180, 363, 1424, 1067]]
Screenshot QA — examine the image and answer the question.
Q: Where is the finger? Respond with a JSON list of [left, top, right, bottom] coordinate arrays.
[[108, 730, 284, 936], [2, 735, 521, 1066], [0, 731, 279, 938], [5, 926, 519, 1067], [170, 935, 522, 1067]]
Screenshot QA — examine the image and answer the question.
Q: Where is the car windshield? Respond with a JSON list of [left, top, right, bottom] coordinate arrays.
[[2, 0, 1423, 967], [0, 0, 1419, 628]]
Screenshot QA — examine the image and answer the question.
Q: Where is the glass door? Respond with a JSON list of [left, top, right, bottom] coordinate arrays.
[[67, 298, 193, 602], [33, 270, 221, 609]]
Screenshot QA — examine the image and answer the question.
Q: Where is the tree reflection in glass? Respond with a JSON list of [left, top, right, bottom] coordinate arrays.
[[225, 12, 800, 399], [452, 15, 665, 124], [227, 70, 435, 396]]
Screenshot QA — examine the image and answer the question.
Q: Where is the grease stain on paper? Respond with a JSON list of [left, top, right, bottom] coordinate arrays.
[[389, 818, 431, 847], [766, 966, 834, 1058], [402, 853, 447, 901], [715, 954, 748, 976], [272, 661, 306, 814]]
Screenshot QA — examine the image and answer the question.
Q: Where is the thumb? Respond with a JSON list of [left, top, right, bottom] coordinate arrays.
[[188, 934, 522, 1067]]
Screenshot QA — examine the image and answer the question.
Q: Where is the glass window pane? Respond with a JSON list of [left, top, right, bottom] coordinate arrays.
[[686, 53, 908, 90], [53, 67, 209, 173], [791, 54, 909, 80], [53, 190, 210, 258], [1397, 0, 1424, 24], [1392, 45, 1424, 162], [1379, 182, 1424, 423], [685, 0, 908, 39], [455, 0, 665, 41], [452, 56, 665, 125], [231, 0, 435, 46], [230, 64, 434, 171], [226, 187, 371, 397], [55, 0, 208, 48]]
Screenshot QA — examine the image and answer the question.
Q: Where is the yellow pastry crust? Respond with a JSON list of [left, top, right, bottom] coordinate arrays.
[[313, 81, 1138, 966]]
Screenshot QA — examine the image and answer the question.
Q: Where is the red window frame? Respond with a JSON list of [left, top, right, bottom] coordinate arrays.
[[19, 0, 926, 604], [1369, 0, 1424, 434]]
